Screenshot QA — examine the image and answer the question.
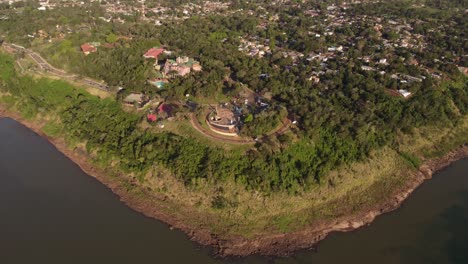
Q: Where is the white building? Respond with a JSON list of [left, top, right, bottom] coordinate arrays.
[[398, 89, 412, 98]]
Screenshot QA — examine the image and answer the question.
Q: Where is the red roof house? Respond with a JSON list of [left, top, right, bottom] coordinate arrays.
[[143, 47, 165, 59], [81, 43, 97, 55], [147, 113, 157, 122]]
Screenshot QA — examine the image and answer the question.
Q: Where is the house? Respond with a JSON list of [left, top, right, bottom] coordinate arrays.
[[37, 30, 48, 38], [408, 58, 419, 66], [402, 74, 423, 83], [398, 89, 412, 98], [123, 93, 148, 108], [147, 113, 157, 122], [192, 62, 202, 72], [164, 60, 192, 77], [80, 43, 97, 55], [458, 66, 468, 75], [308, 75, 320, 83], [361, 66, 375, 71], [207, 105, 238, 136], [379, 58, 388, 65], [162, 56, 201, 77], [143, 47, 165, 60]]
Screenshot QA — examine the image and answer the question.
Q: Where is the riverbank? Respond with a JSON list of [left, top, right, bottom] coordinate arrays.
[[220, 145, 468, 256], [2, 106, 467, 257]]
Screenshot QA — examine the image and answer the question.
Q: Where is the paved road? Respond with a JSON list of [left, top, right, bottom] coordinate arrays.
[[3, 43, 109, 91]]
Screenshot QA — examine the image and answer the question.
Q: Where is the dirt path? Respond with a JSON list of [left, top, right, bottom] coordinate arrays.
[[268, 117, 292, 136], [189, 112, 255, 144], [189, 111, 292, 145], [15, 60, 24, 72]]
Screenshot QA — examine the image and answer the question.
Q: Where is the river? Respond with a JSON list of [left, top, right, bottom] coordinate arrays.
[[0, 118, 467, 264]]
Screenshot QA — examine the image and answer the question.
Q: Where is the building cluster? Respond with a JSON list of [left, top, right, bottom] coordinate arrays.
[[162, 56, 202, 77], [207, 89, 272, 137], [4, 0, 464, 108], [238, 37, 272, 58], [43, 0, 232, 25], [22, 0, 230, 26], [208, 104, 238, 136], [143, 47, 202, 89], [233, 1, 463, 98], [179, 1, 230, 15], [37, 0, 56, 10]]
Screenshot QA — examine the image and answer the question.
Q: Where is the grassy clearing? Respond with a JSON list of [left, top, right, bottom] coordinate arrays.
[[398, 117, 468, 160], [399, 151, 421, 168], [191, 94, 231, 105], [147, 115, 252, 152], [81, 85, 113, 99], [220, 147, 412, 236], [28, 72, 113, 99], [0, 93, 16, 108]]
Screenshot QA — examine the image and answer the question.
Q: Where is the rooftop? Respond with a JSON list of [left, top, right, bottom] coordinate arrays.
[[80, 43, 97, 54], [144, 47, 165, 59]]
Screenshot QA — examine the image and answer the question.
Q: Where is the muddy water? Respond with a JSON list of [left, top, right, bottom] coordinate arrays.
[[1, 118, 467, 264]]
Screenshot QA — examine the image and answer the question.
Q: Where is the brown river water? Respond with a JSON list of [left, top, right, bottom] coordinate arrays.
[[0, 118, 467, 264]]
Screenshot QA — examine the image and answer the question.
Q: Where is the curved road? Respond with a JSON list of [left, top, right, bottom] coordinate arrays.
[[189, 113, 255, 145], [189, 112, 291, 145], [3, 42, 109, 91]]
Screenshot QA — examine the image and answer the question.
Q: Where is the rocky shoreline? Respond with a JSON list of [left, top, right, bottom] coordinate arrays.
[[1, 109, 467, 257], [216, 144, 468, 256]]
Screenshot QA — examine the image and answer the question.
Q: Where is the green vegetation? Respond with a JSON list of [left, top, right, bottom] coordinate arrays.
[[1, 50, 467, 238], [0, 0, 467, 196], [1, 51, 467, 195], [399, 151, 421, 169], [0, 0, 467, 241], [41, 120, 62, 137]]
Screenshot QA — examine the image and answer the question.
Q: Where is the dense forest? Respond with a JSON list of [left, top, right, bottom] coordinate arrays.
[[1, 52, 466, 194]]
